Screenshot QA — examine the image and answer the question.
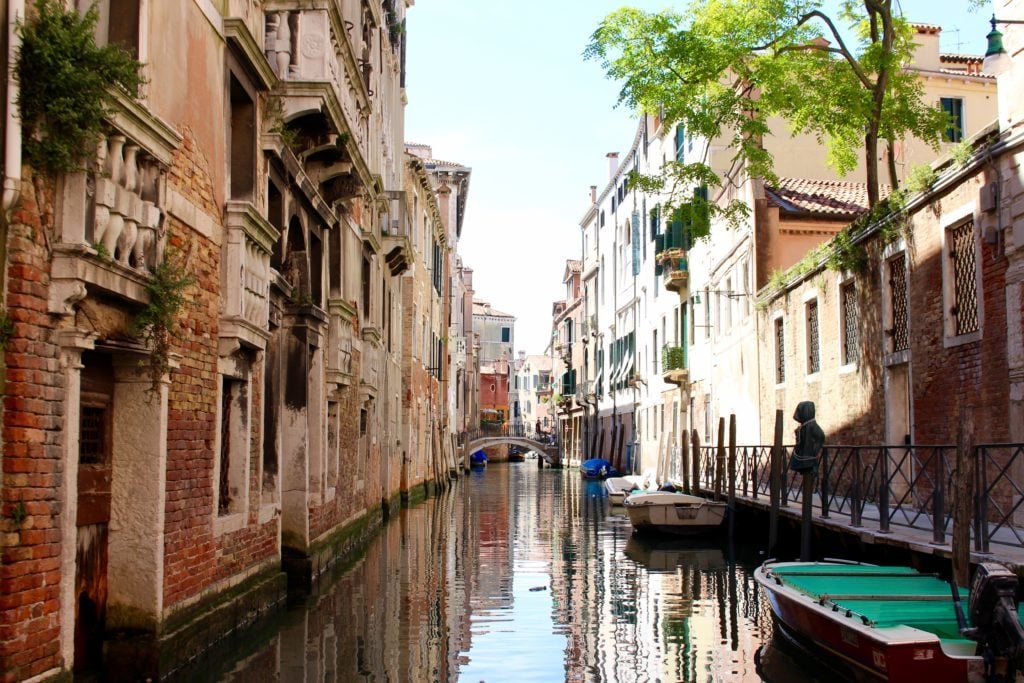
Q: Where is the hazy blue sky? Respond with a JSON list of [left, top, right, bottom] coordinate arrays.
[[404, 1, 996, 354]]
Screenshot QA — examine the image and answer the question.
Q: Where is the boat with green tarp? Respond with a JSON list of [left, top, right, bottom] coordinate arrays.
[[755, 560, 1024, 682]]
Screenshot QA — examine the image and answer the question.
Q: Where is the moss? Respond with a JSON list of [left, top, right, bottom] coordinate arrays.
[[161, 562, 286, 638]]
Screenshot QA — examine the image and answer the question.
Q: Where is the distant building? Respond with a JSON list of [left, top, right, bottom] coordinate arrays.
[[473, 299, 516, 363]]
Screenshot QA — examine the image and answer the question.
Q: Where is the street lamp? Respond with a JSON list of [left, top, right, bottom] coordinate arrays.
[[983, 15, 1024, 77]]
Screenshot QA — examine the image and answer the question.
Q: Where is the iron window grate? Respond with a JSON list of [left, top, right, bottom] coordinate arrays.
[[807, 300, 820, 374], [951, 222, 979, 336], [79, 406, 106, 464], [775, 317, 785, 383], [842, 282, 859, 365], [889, 255, 909, 353]]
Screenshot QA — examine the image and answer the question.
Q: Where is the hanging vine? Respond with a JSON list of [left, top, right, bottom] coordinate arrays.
[[16, 0, 144, 175], [132, 249, 195, 393]]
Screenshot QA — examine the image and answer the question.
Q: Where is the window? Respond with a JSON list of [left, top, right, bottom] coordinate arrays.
[[217, 375, 249, 517], [501, 326, 511, 343], [841, 281, 859, 365], [675, 125, 685, 162], [941, 97, 964, 143], [775, 317, 786, 383], [78, 0, 141, 55], [950, 221, 979, 336], [704, 288, 711, 340], [806, 300, 820, 374], [228, 74, 256, 200], [888, 254, 909, 353]]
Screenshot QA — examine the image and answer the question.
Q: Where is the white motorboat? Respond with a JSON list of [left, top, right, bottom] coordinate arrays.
[[603, 475, 643, 504], [622, 491, 727, 535]]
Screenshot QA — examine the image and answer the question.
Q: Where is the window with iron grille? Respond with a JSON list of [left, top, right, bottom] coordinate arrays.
[[841, 281, 859, 365], [806, 300, 820, 374], [79, 406, 107, 465], [888, 255, 909, 353], [950, 221, 979, 336], [774, 317, 785, 383]]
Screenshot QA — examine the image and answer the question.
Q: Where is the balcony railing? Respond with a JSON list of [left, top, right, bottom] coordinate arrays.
[[661, 344, 687, 385], [575, 380, 593, 402]]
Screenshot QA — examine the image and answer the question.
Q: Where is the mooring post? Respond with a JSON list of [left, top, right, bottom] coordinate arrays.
[[691, 430, 702, 494], [728, 414, 737, 536], [953, 409, 975, 586], [715, 417, 726, 501], [682, 433, 691, 494], [800, 472, 813, 561], [769, 409, 783, 554]]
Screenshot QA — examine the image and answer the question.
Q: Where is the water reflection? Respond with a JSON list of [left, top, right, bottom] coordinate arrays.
[[203, 463, 817, 682]]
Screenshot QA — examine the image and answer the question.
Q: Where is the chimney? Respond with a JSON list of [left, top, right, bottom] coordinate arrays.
[[607, 152, 619, 180], [589, 185, 597, 204]]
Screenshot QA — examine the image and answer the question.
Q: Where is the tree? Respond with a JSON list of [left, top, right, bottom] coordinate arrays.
[[585, 0, 949, 213]]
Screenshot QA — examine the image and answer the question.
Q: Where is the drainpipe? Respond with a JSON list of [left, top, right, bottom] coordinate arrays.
[[3, 0, 23, 211]]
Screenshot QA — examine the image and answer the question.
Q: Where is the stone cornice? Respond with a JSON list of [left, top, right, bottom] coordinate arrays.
[[223, 17, 277, 91], [107, 90, 182, 167]]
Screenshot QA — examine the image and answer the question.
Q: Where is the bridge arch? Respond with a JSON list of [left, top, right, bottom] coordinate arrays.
[[465, 437, 560, 465]]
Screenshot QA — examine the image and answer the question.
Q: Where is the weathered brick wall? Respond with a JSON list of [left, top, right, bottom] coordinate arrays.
[[0, 174, 65, 682], [907, 177, 1010, 444]]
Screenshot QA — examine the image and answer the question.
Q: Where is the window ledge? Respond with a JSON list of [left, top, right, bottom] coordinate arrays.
[[838, 362, 859, 375], [257, 503, 279, 526], [944, 329, 982, 349], [805, 372, 821, 383], [213, 510, 247, 537], [884, 349, 911, 367]]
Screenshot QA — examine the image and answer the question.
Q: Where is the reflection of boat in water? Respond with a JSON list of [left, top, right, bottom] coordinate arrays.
[[624, 536, 725, 573], [755, 635, 844, 683]]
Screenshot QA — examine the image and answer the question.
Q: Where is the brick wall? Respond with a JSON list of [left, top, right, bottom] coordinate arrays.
[[0, 174, 65, 682]]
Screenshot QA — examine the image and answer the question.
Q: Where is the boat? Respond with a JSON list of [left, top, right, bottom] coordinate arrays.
[[755, 559, 1024, 683], [469, 450, 488, 467], [604, 475, 643, 504], [580, 458, 619, 479], [508, 445, 526, 462], [621, 490, 727, 535]]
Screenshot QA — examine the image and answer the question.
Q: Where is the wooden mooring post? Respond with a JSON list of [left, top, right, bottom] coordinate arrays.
[[769, 410, 783, 554], [715, 417, 726, 501], [728, 414, 737, 537], [691, 430, 701, 494], [682, 432, 691, 494], [800, 472, 814, 561], [953, 407, 976, 588]]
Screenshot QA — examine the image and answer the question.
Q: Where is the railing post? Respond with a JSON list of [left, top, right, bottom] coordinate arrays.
[[742, 447, 750, 499], [879, 447, 891, 534], [820, 447, 830, 518], [851, 449, 862, 527], [933, 449, 945, 545]]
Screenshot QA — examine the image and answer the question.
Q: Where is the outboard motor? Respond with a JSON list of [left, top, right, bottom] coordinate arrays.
[[963, 563, 1024, 682]]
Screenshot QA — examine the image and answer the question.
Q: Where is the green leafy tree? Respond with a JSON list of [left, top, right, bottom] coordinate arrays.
[[585, 0, 950, 213], [16, 0, 144, 174]]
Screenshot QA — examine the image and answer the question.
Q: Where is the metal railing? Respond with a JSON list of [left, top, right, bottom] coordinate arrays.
[[465, 422, 558, 449], [691, 442, 1024, 550]]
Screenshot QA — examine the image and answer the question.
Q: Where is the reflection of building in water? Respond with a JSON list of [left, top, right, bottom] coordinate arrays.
[[217, 492, 463, 682]]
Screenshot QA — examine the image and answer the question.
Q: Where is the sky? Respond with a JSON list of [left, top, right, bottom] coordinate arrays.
[[404, 0, 996, 355]]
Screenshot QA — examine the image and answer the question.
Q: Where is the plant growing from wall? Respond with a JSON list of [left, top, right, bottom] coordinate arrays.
[[0, 310, 14, 350], [132, 249, 195, 393], [16, 0, 144, 174]]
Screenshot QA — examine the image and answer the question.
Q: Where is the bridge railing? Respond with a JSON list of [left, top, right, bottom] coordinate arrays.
[[463, 422, 558, 449], [691, 442, 1024, 550]]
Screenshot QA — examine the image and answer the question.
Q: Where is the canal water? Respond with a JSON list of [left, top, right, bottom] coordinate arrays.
[[190, 462, 832, 682]]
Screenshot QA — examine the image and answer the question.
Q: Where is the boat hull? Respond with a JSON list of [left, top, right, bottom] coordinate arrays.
[[622, 492, 727, 535], [755, 562, 984, 683]]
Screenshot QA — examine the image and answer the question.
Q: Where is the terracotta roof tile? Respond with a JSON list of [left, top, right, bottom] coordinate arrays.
[[766, 178, 889, 218]]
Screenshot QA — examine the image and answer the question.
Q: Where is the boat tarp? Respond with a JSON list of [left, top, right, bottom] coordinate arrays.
[[771, 563, 973, 642]]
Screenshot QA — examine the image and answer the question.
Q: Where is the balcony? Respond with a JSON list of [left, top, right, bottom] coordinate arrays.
[[50, 105, 182, 315], [574, 380, 593, 403], [380, 190, 410, 275], [220, 202, 280, 353], [661, 344, 688, 386]]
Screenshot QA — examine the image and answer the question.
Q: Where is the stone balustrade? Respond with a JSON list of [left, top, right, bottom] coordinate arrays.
[[221, 202, 279, 352], [90, 132, 165, 272]]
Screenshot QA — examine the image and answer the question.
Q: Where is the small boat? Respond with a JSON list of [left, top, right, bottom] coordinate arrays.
[[580, 458, 619, 479], [469, 450, 488, 467], [508, 445, 526, 462], [604, 475, 643, 504], [621, 491, 727, 535], [755, 560, 1024, 683]]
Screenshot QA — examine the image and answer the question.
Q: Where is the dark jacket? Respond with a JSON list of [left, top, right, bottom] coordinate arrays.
[[790, 401, 825, 472]]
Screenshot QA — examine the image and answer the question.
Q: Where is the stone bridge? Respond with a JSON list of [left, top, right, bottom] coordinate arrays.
[[463, 425, 561, 466]]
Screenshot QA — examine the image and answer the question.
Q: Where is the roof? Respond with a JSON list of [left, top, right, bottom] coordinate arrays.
[[472, 299, 515, 319], [765, 178, 888, 218], [940, 53, 983, 64], [910, 22, 941, 34], [566, 259, 582, 273]]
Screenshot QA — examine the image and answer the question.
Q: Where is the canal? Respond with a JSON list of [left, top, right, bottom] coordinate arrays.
[[180, 462, 830, 682]]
